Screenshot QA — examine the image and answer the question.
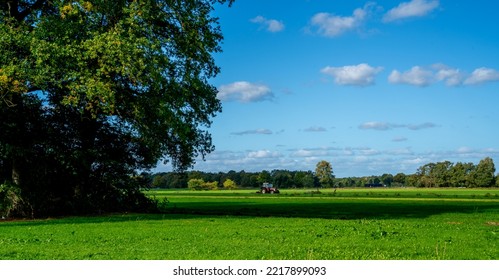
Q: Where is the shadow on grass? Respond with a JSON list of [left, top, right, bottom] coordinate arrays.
[[164, 199, 499, 219], [2, 198, 498, 226]]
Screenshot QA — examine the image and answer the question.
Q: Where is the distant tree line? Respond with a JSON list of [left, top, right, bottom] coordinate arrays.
[[150, 157, 499, 189], [150, 169, 319, 189]]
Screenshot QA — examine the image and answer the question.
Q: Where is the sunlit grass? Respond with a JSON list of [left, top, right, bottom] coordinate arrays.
[[1, 188, 498, 260]]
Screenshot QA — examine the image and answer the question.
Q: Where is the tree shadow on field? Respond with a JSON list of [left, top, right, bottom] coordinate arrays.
[[162, 199, 499, 220], [1, 198, 498, 226]]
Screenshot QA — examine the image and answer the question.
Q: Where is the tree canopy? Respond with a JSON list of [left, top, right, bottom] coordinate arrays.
[[315, 160, 334, 189], [0, 0, 232, 217]]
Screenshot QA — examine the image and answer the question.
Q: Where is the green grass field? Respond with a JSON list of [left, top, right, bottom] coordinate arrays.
[[1, 188, 498, 260]]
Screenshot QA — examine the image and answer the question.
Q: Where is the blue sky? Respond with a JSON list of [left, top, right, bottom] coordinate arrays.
[[157, 0, 499, 177]]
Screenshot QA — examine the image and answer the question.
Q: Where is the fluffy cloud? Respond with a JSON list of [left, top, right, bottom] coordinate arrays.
[[231, 129, 273, 136], [383, 0, 439, 22], [290, 147, 342, 159], [250, 16, 285, 33], [359, 121, 437, 131], [321, 63, 383, 86], [433, 64, 464, 86], [464, 67, 499, 85], [389, 65, 499, 87], [388, 66, 433, 87], [156, 146, 499, 178], [309, 4, 374, 37], [217, 81, 273, 103], [248, 150, 282, 159]]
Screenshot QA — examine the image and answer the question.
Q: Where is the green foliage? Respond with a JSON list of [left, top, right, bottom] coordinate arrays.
[[0, 182, 25, 218], [415, 157, 497, 188], [315, 160, 334, 189], [223, 178, 237, 189], [0, 0, 232, 216], [188, 178, 206, 190], [257, 170, 272, 184], [471, 157, 495, 188], [187, 178, 218, 190], [204, 181, 219, 190]]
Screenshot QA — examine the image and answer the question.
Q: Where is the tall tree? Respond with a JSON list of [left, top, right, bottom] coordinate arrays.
[[470, 157, 495, 188], [393, 173, 406, 186], [432, 161, 453, 188], [315, 160, 334, 190], [0, 0, 233, 217], [449, 162, 475, 188]]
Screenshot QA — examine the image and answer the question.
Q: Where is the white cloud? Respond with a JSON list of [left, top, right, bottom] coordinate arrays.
[[309, 4, 373, 37], [156, 145, 499, 178], [248, 150, 281, 159], [292, 149, 328, 158], [383, 0, 439, 22], [388, 66, 434, 87], [358, 148, 380, 156], [359, 121, 437, 131], [407, 122, 436, 130], [390, 65, 499, 87], [456, 146, 474, 154], [387, 148, 413, 155], [464, 67, 499, 85], [217, 81, 273, 103], [358, 121, 391, 131], [231, 129, 273, 136], [290, 147, 340, 158], [321, 63, 383, 86], [433, 64, 464, 86], [250, 16, 285, 33], [402, 157, 425, 165]]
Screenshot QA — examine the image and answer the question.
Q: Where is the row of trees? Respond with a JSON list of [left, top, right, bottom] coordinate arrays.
[[413, 157, 496, 188], [151, 169, 321, 189], [150, 157, 499, 189]]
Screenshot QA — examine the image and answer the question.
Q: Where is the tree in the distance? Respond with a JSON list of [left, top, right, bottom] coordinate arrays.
[[315, 160, 334, 191], [470, 157, 495, 188]]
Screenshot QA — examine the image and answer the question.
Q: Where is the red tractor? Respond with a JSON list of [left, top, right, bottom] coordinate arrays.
[[258, 182, 279, 194]]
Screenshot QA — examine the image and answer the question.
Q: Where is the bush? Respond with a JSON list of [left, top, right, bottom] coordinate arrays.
[[204, 181, 219, 190], [188, 179, 218, 190], [188, 179, 206, 190], [0, 182, 27, 218], [223, 179, 237, 190]]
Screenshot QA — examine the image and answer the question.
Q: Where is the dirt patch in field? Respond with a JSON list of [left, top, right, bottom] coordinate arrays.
[[485, 221, 499, 226], [446, 221, 462, 225]]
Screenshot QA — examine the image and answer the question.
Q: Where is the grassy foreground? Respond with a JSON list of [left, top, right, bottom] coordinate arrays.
[[0, 188, 498, 260]]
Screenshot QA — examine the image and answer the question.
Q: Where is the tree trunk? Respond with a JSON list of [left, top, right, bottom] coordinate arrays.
[[11, 158, 21, 186]]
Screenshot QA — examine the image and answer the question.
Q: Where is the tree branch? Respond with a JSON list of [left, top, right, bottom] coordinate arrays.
[[18, 0, 47, 20], [13, 0, 48, 22]]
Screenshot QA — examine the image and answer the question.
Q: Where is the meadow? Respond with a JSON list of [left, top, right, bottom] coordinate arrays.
[[0, 188, 498, 260]]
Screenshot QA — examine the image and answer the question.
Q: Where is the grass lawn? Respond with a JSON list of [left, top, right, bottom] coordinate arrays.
[[0, 188, 498, 260]]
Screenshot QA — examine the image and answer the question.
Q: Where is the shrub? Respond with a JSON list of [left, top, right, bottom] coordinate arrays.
[[223, 179, 237, 190], [204, 181, 219, 190], [188, 179, 206, 190], [188, 179, 218, 191], [0, 182, 26, 218]]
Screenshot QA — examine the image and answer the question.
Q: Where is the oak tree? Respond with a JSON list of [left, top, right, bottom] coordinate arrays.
[[0, 0, 232, 216]]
